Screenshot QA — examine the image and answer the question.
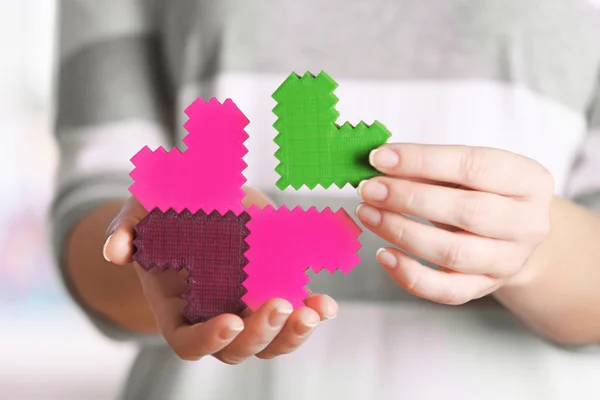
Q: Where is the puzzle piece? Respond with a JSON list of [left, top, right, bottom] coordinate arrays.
[[242, 205, 361, 310], [273, 71, 392, 190], [129, 76, 367, 323], [130, 97, 248, 215], [133, 208, 250, 324]]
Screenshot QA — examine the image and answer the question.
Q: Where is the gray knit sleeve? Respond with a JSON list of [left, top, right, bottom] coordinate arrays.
[[51, 0, 173, 343], [566, 74, 600, 210]]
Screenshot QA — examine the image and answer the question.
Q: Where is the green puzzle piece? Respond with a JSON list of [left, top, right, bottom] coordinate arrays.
[[272, 71, 392, 190]]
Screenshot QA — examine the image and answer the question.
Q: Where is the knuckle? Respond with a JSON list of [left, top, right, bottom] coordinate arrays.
[[395, 257, 424, 296], [391, 224, 407, 247], [397, 183, 417, 210], [442, 241, 465, 270], [459, 147, 485, 184], [455, 193, 480, 230], [404, 270, 421, 296]]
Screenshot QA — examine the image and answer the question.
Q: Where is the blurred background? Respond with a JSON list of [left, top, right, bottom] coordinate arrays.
[[2, 2, 600, 400], [0, 2, 135, 399]]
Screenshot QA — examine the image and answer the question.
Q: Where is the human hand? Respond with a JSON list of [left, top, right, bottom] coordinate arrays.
[[356, 144, 554, 305], [102, 187, 338, 363]]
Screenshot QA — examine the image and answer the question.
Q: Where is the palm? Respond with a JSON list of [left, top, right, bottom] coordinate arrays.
[[119, 188, 337, 363]]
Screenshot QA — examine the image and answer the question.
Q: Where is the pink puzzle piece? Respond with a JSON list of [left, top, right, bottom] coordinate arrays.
[[243, 205, 362, 310], [130, 97, 248, 215], [130, 96, 362, 318]]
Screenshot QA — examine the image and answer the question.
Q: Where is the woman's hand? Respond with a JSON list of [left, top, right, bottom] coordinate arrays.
[[103, 187, 338, 363], [356, 143, 554, 305]]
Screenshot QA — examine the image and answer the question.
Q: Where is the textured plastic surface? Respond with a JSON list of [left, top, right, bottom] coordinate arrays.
[[129, 97, 248, 215], [129, 87, 365, 322], [133, 208, 250, 324], [243, 205, 362, 311], [272, 71, 392, 190]]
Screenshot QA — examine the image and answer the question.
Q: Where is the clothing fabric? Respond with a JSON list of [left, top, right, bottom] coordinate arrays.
[[52, 1, 600, 399]]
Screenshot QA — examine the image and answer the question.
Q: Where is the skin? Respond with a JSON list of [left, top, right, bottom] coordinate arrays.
[[66, 142, 600, 366], [357, 143, 600, 345], [68, 186, 338, 364]]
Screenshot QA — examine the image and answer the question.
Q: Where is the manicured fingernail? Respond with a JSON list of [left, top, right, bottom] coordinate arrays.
[[269, 304, 293, 328], [322, 312, 337, 321], [102, 234, 113, 262], [323, 310, 337, 320], [355, 203, 382, 226], [221, 321, 244, 340], [369, 148, 399, 168], [376, 248, 397, 269], [359, 180, 388, 201], [357, 180, 366, 197], [320, 301, 338, 320], [297, 315, 319, 336]]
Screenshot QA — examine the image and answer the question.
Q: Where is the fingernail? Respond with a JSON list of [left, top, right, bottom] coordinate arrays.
[[320, 300, 339, 321], [297, 315, 319, 336], [221, 321, 244, 340], [357, 180, 366, 197], [323, 309, 338, 321], [102, 234, 113, 262], [322, 312, 337, 321], [269, 304, 293, 328], [369, 148, 399, 168], [355, 203, 382, 226], [359, 180, 388, 201], [376, 248, 397, 269]]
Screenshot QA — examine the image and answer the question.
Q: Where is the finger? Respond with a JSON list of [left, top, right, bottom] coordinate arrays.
[[255, 307, 320, 359], [104, 197, 148, 265], [161, 302, 245, 361], [214, 298, 293, 365], [355, 203, 522, 277], [239, 307, 254, 319], [376, 247, 499, 305], [242, 186, 274, 209], [105, 196, 147, 237], [369, 144, 553, 198], [103, 224, 136, 265], [304, 293, 338, 320], [137, 267, 245, 361], [358, 177, 525, 239]]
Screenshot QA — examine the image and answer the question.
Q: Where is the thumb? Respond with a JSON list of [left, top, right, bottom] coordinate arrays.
[[103, 197, 148, 266]]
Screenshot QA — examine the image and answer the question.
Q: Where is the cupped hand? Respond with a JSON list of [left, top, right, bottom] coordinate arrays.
[[103, 187, 338, 363], [356, 144, 554, 305]]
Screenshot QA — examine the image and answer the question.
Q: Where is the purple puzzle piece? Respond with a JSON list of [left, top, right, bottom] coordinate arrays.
[[133, 208, 250, 324]]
